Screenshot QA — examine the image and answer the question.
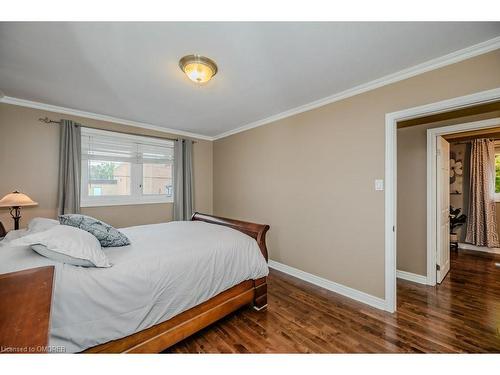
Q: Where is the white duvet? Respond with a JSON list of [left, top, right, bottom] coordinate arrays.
[[0, 221, 269, 353]]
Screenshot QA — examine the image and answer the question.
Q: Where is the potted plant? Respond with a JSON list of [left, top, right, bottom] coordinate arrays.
[[449, 206, 467, 244]]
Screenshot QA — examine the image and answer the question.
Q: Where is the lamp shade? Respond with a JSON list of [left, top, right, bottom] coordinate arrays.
[[0, 191, 38, 208]]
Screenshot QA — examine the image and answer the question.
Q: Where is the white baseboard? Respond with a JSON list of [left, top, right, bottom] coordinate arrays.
[[396, 270, 427, 285], [268, 260, 388, 311], [458, 242, 500, 254]]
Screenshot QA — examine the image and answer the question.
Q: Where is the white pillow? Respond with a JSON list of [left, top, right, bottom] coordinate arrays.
[[28, 217, 60, 233], [9, 225, 111, 268], [31, 244, 95, 267], [2, 229, 29, 243], [1, 218, 59, 245]]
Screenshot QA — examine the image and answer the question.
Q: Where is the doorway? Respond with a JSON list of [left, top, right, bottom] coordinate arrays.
[[428, 118, 500, 285], [384, 88, 500, 313]]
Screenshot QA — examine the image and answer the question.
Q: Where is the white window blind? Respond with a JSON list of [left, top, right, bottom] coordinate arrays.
[[81, 132, 174, 163], [80, 128, 175, 207], [138, 143, 174, 164]]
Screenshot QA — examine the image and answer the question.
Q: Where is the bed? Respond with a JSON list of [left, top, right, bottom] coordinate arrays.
[[0, 212, 270, 353]]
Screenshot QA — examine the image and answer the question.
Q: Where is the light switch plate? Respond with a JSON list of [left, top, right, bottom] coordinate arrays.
[[375, 179, 384, 191]]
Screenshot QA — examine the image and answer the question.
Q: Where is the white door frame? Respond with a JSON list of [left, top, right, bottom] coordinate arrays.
[[384, 87, 500, 313], [427, 117, 500, 285]]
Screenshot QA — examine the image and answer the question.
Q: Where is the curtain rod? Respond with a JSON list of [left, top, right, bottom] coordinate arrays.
[[38, 117, 197, 143]]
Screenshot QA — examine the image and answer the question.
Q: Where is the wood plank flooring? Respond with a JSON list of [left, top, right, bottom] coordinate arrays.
[[168, 251, 500, 353]]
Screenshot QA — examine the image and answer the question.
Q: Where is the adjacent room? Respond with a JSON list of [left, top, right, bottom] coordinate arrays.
[[397, 105, 500, 352], [1, 21, 500, 355]]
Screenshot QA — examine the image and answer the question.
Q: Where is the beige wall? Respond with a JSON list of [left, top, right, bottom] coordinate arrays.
[[0, 103, 213, 230], [1, 51, 499, 299], [213, 50, 500, 298]]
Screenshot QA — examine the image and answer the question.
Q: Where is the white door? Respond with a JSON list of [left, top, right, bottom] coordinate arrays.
[[436, 136, 451, 283]]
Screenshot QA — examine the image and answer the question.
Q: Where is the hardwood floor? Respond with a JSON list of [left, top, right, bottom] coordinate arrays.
[[168, 251, 500, 353]]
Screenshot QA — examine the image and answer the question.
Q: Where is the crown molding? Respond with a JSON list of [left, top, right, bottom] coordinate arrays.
[[213, 35, 500, 140], [1, 36, 499, 142], [0, 96, 215, 141]]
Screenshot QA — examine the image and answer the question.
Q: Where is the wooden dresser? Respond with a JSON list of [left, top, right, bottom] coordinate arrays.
[[0, 266, 55, 353]]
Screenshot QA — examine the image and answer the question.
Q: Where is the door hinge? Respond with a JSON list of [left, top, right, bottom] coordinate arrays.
[[393, 226, 395, 232], [436, 264, 440, 271]]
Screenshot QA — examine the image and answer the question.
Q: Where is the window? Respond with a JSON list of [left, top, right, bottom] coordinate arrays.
[[495, 152, 500, 202], [81, 128, 174, 207], [88, 160, 131, 196]]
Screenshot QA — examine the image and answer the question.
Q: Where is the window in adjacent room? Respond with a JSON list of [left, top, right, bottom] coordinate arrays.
[[81, 128, 174, 207], [495, 151, 500, 202]]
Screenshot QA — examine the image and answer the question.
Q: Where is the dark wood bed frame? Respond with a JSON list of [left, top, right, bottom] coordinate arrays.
[[83, 212, 270, 353]]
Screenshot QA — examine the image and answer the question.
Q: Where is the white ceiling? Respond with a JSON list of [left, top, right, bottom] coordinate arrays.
[[1, 22, 499, 137]]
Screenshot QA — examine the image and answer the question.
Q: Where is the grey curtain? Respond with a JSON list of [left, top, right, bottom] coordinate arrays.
[[57, 120, 81, 215], [173, 138, 194, 221], [465, 139, 499, 247]]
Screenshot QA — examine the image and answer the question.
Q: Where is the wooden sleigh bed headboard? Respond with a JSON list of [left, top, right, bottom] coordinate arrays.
[[191, 212, 270, 261]]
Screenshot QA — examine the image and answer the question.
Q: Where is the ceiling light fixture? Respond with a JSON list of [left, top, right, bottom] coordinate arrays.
[[179, 54, 218, 84]]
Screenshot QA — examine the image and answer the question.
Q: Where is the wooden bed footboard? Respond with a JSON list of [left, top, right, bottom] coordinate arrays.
[[84, 213, 269, 353], [253, 277, 267, 311], [192, 212, 269, 311]]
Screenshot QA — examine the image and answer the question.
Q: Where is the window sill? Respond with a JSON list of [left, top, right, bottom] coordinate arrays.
[[80, 198, 173, 208]]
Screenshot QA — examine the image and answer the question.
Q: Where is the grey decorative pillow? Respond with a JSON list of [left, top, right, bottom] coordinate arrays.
[[58, 214, 130, 247]]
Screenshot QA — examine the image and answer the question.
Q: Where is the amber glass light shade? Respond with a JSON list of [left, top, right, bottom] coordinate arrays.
[[179, 55, 218, 84]]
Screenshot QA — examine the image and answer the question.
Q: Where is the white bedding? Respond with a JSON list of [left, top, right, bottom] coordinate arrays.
[[0, 221, 269, 353]]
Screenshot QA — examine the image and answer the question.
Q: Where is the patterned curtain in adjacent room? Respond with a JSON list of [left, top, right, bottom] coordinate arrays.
[[465, 138, 500, 247]]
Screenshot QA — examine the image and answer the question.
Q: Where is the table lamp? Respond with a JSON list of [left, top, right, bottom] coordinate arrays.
[[0, 191, 38, 230]]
